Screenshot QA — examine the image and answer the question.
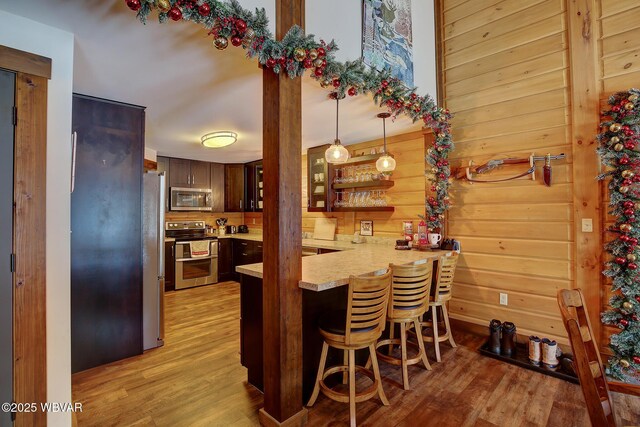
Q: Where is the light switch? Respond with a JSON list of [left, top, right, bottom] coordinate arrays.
[[582, 218, 593, 233]]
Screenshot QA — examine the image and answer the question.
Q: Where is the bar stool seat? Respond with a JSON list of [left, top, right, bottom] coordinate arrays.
[[415, 253, 459, 362], [374, 262, 433, 390], [307, 270, 392, 427]]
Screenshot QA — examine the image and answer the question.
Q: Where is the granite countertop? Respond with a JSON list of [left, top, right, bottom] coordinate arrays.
[[236, 239, 450, 292]]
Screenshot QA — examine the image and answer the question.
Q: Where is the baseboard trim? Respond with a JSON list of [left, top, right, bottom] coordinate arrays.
[[259, 407, 308, 427]]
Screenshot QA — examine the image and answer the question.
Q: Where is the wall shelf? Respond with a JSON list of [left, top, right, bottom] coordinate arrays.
[[338, 152, 394, 166], [332, 180, 394, 190], [331, 207, 395, 212]]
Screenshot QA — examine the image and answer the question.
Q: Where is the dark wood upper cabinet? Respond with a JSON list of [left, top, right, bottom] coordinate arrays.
[[225, 164, 245, 212], [210, 162, 225, 213], [190, 160, 210, 189], [168, 158, 210, 189], [244, 160, 263, 212], [169, 158, 191, 188]]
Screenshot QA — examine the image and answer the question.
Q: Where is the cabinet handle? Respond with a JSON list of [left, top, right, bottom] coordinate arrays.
[[251, 200, 254, 210], [240, 199, 243, 210], [192, 174, 195, 185], [70, 131, 77, 194], [188, 174, 191, 185], [241, 242, 248, 246], [242, 252, 248, 256], [171, 245, 174, 257]]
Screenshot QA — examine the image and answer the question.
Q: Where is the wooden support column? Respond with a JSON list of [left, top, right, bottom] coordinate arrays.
[[567, 0, 602, 342], [260, 1, 307, 426]]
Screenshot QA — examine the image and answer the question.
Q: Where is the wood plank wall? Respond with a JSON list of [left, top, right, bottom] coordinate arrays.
[[598, 0, 640, 351], [245, 129, 428, 239], [441, 0, 573, 342]]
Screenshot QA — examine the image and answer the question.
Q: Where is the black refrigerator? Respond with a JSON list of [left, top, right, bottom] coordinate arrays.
[[71, 94, 145, 373]]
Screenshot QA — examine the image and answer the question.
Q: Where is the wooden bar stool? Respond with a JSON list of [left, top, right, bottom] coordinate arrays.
[[374, 262, 433, 390], [307, 270, 392, 427], [418, 253, 458, 362]]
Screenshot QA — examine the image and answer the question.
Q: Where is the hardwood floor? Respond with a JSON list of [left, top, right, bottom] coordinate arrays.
[[72, 281, 640, 426]]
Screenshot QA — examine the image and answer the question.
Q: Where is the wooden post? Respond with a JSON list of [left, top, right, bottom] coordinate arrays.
[[259, 0, 307, 426], [566, 0, 602, 342]]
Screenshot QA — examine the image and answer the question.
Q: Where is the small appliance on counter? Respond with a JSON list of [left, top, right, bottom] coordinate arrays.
[[226, 225, 237, 234], [238, 225, 249, 233]]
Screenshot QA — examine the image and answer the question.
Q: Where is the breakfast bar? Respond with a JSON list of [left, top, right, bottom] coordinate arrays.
[[235, 241, 449, 399]]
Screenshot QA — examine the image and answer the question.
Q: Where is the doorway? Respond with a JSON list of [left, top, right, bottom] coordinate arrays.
[[0, 68, 16, 426]]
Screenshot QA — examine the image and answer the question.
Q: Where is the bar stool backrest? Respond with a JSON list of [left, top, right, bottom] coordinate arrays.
[[557, 289, 616, 427], [434, 254, 458, 302], [388, 263, 433, 320], [345, 269, 392, 346]]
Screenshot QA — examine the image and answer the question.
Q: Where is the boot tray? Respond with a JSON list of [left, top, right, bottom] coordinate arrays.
[[479, 341, 578, 384]]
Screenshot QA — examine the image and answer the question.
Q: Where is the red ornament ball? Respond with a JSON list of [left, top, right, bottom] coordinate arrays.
[[347, 87, 356, 97], [168, 6, 183, 21], [620, 157, 630, 165], [625, 208, 635, 216], [613, 105, 621, 112], [332, 79, 341, 88], [314, 67, 324, 77], [198, 3, 211, 16], [235, 19, 247, 33], [631, 238, 639, 245], [633, 314, 639, 321], [636, 296, 640, 303], [620, 319, 630, 327], [381, 80, 389, 88], [266, 58, 276, 68], [624, 201, 635, 208], [231, 36, 242, 47], [634, 356, 640, 364], [303, 58, 314, 69], [616, 257, 627, 265], [317, 47, 326, 57], [628, 262, 638, 270], [126, 0, 142, 11]]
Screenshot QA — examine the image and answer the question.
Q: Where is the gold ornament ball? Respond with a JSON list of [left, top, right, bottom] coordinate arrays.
[[623, 301, 634, 310], [294, 48, 306, 62], [384, 88, 393, 96], [214, 36, 228, 50], [313, 58, 324, 68], [320, 79, 331, 88], [610, 123, 622, 133], [636, 202, 640, 210], [619, 186, 630, 194], [610, 136, 620, 144], [627, 254, 637, 262], [622, 170, 635, 178], [620, 223, 632, 232], [625, 102, 635, 110], [629, 94, 639, 103], [620, 359, 630, 368], [614, 143, 624, 152], [242, 28, 256, 48], [157, 0, 171, 12], [308, 49, 318, 60]]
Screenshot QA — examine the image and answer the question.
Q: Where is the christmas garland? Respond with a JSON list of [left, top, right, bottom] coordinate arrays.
[[124, 0, 453, 231], [597, 88, 640, 382]]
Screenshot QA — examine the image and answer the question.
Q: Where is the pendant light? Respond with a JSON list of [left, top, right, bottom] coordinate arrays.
[[324, 97, 350, 163], [375, 112, 396, 172]]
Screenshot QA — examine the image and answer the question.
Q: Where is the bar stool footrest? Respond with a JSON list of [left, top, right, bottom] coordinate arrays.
[[319, 365, 379, 404], [375, 338, 423, 366]]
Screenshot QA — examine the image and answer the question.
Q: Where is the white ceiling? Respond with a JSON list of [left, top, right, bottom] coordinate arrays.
[[0, 0, 434, 163]]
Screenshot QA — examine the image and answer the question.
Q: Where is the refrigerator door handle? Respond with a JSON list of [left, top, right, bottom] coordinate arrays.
[[70, 131, 77, 193]]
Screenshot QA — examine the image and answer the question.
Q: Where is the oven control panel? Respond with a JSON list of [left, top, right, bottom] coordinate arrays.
[[166, 221, 205, 230]]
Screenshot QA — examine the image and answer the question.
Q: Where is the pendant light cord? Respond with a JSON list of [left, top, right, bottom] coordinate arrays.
[[382, 116, 387, 153], [335, 98, 339, 143]]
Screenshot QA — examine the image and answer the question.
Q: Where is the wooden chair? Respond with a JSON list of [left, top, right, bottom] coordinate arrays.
[[558, 288, 617, 426], [375, 262, 433, 390], [418, 253, 458, 362], [307, 270, 392, 427]]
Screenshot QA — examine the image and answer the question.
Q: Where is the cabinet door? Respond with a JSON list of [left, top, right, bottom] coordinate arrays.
[[218, 238, 234, 282], [210, 163, 225, 213], [164, 241, 175, 291], [169, 158, 191, 188], [255, 164, 264, 212], [234, 239, 251, 267], [157, 156, 170, 212], [245, 164, 256, 212], [225, 164, 245, 212], [307, 145, 330, 212], [190, 160, 210, 189]]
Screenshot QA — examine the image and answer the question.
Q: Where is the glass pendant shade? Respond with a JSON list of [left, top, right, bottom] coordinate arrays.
[[325, 139, 350, 163], [375, 112, 396, 172], [376, 154, 396, 172], [325, 98, 350, 164]]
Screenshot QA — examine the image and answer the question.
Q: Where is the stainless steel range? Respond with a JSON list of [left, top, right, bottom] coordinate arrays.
[[166, 220, 218, 290]]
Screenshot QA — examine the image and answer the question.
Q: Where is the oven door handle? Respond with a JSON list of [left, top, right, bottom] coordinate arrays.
[[176, 255, 217, 262]]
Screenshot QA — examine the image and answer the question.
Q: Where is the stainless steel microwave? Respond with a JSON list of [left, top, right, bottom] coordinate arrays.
[[170, 187, 213, 211]]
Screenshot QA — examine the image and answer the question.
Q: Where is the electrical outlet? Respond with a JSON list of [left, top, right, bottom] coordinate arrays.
[[252, 218, 256, 225], [582, 218, 593, 233], [499, 293, 508, 306]]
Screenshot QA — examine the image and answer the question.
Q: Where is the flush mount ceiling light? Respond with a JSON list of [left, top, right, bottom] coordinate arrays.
[[201, 131, 238, 148], [325, 98, 350, 164], [375, 112, 396, 173]]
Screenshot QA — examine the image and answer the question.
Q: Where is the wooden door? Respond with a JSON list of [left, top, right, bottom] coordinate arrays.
[[210, 162, 225, 212], [0, 68, 14, 427], [225, 164, 245, 212], [71, 95, 144, 373], [156, 156, 170, 212], [190, 160, 210, 189], [169, 157, 191, 188]]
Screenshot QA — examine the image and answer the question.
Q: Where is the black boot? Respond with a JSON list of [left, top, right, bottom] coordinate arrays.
[[488, 319, 502, 354], [501, 322, 517, 357]]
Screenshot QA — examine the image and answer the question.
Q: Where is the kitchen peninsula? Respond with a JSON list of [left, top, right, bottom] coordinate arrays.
[[234, 236, 449, 399]]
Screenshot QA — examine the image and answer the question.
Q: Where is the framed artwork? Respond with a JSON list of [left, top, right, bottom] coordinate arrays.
[[360, 220, 373, 236], [362, 0, 414, 88]]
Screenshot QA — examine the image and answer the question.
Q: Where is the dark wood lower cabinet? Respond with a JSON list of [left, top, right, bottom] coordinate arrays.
[[71, 94, 145, 373], [164, 241, 175, 292], [239, 273, 351, 401], [217, 238, 234, 282]]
